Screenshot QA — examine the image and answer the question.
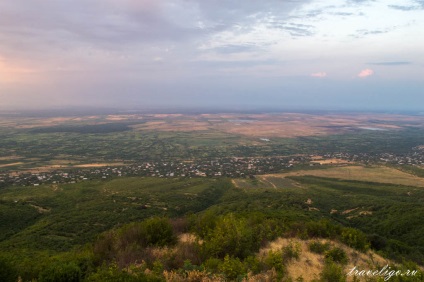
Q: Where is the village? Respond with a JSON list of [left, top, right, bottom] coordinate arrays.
[[1, 148, 424, 188]]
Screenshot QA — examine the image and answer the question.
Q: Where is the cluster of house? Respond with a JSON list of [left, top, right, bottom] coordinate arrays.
[[0, 156, 309, 187], [1, 148, 424, 188]]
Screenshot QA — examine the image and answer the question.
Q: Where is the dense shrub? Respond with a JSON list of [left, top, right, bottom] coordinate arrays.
[[319, 261, 346, 282], [170, 218, 189, 234], [340, 227, 369, 252], [367, 233, 387, 250], [390, 260, 424, 281], [282, 242, 301, 262], [38, 261, 82, 282], [306, 220, 341, 239], [93, 217, 177, 266], [168, 241, 203, 268], [383, 239, 424, 264], [324, 247, 348, 265], [201, 214, 257, 259], [243, 255, 262, 274], [85, 263, 162, 282], [152, 260, 164, 276], [308, 241, 331, 254], [188, 211, 218, 238], [218, 255, 246, 280], [0, 256, 18, 282], [121, 217, 177, 248], [246, 213, 287, 245], [264, 250, 285, 276], [182, 260, 204, 272], [203, 257, 222, 273]]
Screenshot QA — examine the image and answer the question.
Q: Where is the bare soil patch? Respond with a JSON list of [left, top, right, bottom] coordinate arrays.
[[73, 163, 126, 168], [132, 120, 211, 132], [0, 156, 21, 161], [310, 157, 352, 165], [0, 162, 24, 168]]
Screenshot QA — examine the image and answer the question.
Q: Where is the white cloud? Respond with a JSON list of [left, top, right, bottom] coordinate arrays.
[[311, 72, 327, 77], [0, 0, 423, 110], [357, 68, 374, 78]]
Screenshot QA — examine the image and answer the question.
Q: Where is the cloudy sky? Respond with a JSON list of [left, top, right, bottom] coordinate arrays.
[[0, 0, 423, 111]]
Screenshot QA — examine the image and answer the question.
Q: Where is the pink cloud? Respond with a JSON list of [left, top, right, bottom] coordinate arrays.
[[358, 69, 374, 78], [311, 72, 327, 78]]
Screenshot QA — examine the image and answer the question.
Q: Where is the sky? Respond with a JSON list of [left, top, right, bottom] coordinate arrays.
[[0, 0, 423, 111]]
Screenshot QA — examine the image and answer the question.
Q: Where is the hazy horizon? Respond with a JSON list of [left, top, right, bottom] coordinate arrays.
[[1, 0, 423, 111]]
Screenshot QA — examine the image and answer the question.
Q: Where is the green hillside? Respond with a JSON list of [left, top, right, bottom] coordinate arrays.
[[1, 174, 423, 281]]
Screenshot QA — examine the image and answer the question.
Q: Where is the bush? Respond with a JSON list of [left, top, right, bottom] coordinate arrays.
[[38, 261, 82, 282], [168, 241, 202, 268], [264, 250, 285, 276], [85, 263, 162, 282], [308, 241, 331, 254], [170, 218, 189, 234], [93, 231, 116, 263], [282, 242, 301, 262], [93, 217, 177, 266], [0, 256, 18, 282], [129, 217, 177, 248], [306, 220, 341, 239], [324, 247, 348, 265], [202, 214, 257, 259], [340, 227, 369, 252], [247, 214, 287, 245], [218, 255, 246, 281], [188, 211, 218, 238], [152, 260, 164, 276], [319, 261, 346, 282], [182, 260, 204, 272], [243, 255, 262, 274], [193, 212, 289, 260], [114, 217, 176, 250], [367, 233, 387, 250], [203, 257, 221, 273]]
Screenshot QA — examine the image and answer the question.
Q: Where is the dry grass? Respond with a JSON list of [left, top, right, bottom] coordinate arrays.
[[259, 237, 394, 282], [106, 114, 143, 121], [231, 179, 238, 188], [73, 163, 126, 168], [0, 156, 21, 161], [178, 233, 200, 244], [8, 162, 127, 173], [208, 112, 417, 138], [132, 120, 211, 132], [0, 162, 24, 168], [129, 112, 424, 138], [164, 270, 225, 282], [342, 208, 359, 215], [124, 233, 422, 282], [266, 165, 424, 187], [310, 157, 352, 165], [3, 112, 424, 138], [215, 120, 328, 138], [29, 204, 51, 213], [232, 178, 272, 189]]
